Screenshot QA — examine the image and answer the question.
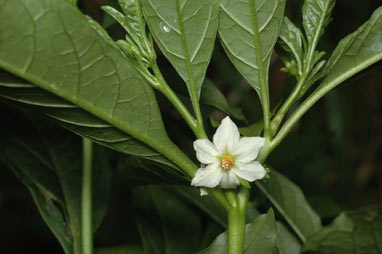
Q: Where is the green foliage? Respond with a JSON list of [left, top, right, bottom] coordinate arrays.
[[256, 170, 322, 242], [198, 209, 278, 254], [0, 111, 111, 253], [140, 0, 219, 101], [218, 0, 285, 97], [133, 185, 203, 254], [302, 206, 382, 254], [0, 0, 196, 177], [320, 6, 382, 91], [0, 0, 381, 252]]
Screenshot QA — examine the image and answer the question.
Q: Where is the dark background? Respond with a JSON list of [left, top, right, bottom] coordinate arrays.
[[0, 0, 381, 253]]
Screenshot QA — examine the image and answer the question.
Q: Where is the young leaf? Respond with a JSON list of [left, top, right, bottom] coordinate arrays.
[[218, 0, 285, 96], [0, 70, 177, 170], [0, 111, 111, 253], [302, 206, 382, 254], [255, 170, 322, 242], [133, 185, 202, 254], [277, 17, 305, 78], [140, 0, 220, 101], [197, 209, 278, 254], [0, 0, 195, 177], [319, 6, 382, 91], [200, 79, 246, 122], [302, 0, 335, 47]]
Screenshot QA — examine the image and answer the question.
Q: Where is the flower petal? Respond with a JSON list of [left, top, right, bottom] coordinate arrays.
[[191, 163, 222, 188], [200, 188, 208, 196], [232, 161, 266, 182], [219, 170, 240, 189], [213, 116, 240, 154], [194, 139, 220, 164], [233, 137, 265, 163]]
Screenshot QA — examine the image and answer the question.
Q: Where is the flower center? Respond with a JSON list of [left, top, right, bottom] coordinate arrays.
[[221, 156, 234, 170]]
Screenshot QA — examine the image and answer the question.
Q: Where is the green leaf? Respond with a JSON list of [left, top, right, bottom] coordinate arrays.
[[172, 185, 227, 228], [140, 0, 219, 101], [239, 120, 264, 137], [0, 111, 111, 253], [320, 6, 382, 90], [133, 185, 202, 254], [276, 222, 301, 254], [200, 79, 246, 122], [277, 17, 305, 78], [0, 70, 177, 171], [302, 0, 335, 47], [302, 206, 382, 254], [218, 0, 285, 96], [255, 170, 322, 242], [0, 0, 194, 177], [197, 209, 278, 254]]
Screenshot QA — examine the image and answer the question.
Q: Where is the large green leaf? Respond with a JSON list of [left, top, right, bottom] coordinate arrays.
[[255, 170, 322, 242], [218, 0, 285, 96], [140, 0, 219, 101], [302, 206, 382, 254], [197, 209, 278, 254], [0, 110, 111, 254], [133, 185, 202, 254], [0, 70, 177, 170], [0, 0, 193, 176], [320, 6, 382, 91]]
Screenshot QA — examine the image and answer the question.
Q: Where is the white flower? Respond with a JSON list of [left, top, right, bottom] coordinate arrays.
[[191, 116, 266, 189]]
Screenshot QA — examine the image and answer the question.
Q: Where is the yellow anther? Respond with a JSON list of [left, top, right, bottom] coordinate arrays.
[[221, 156, 234, 170]]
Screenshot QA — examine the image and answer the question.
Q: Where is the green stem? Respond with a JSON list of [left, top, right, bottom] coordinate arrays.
[[150, 62, 200, 135], [227, 188, 250, 254], [270, 73, 308, 135], [81, 138, 94, 254], [271, 78, 343, 153]]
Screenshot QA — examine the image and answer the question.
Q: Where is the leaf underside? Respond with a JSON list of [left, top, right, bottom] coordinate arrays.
[[218, 0, 285, 96]]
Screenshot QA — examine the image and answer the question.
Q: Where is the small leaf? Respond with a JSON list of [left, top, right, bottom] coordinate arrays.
[[277, 16, 305, 78], [302, 206, 382, 254], [239, 120, 264, 137], [197, 209, 278, 254], [200, 79, 246, 122], [141, 0, 220, 101], [218, 0, 285, 96], [255, 170, 322, 242], [302, 0, 335, 47]]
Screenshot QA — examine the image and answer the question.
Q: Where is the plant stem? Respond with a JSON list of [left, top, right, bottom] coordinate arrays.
[[81, 138, 94, 254], [150, 62, 204, 136], [227, 188, 250, 254]]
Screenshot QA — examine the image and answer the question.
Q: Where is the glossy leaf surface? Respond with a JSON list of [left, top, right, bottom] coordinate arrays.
[[218, 0, 285, 95]]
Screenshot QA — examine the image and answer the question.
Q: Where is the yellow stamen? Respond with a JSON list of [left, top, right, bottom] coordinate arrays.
[[221, 156, 234, 170]]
